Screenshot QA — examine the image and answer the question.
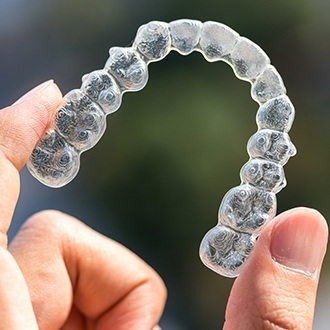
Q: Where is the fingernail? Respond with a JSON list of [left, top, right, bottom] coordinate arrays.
[[14, 80, 54, 104], [270, 209, 328, 276]]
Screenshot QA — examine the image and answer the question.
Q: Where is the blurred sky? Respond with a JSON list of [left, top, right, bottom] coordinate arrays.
[[1, 0, 330, 329]]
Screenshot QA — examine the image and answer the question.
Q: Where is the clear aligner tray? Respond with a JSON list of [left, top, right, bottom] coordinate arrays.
[[27, 19, 296, 278]]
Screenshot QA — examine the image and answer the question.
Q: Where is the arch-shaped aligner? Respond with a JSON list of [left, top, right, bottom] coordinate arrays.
[[27, 19, 296, 277]]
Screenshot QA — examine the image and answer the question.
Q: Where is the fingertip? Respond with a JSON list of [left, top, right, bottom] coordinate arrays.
[[225, 207, 328, 329], [269, 207, 328, 233], [16, 80, 63, 133], [14, 80, 62, 105], [269, 207, 328, 277]]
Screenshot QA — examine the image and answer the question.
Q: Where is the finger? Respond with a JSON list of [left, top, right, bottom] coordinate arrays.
[[0, 80, 62, 244], [9, 210, 167, 330], [224, 207, 328, 330]]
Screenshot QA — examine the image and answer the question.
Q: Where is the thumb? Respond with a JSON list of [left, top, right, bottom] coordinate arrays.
[[224, 207, 328, 330]]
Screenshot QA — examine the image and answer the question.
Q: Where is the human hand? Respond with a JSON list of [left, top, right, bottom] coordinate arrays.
[[0, 81, 166, 330], [0, 81, 328, 330]]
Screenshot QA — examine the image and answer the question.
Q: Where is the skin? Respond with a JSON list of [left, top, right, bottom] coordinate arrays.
[[0, 81, 328, 329]]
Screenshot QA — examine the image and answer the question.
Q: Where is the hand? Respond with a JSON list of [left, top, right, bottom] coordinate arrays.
[[0, 81, 166, 330], [0, 81, 328, 330]]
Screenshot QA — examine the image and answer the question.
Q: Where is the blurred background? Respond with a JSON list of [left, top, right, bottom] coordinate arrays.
[[1, 0, 329, 328]]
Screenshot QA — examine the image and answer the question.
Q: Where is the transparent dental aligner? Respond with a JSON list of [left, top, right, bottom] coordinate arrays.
[[247, 129, 296, 165], [104, 47, 148, 91], [27, 130, 80, 187], [240, 159, 286, 194], [251, 65, 287, 104], [199, 21, 239, 63], [218, 184, 277, 235], [133, 21, 171, 62], [55, 89, 106, 152], [256, 95, 295, 132], [169, 19, 203, 55], [27, 20, 296, 278], [200, 224, 255, 277], [231, 37, 271, 81], [81, 69, 122, 114]]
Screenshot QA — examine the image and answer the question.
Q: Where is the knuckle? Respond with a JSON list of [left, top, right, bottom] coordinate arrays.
[[21, 210, 68, 239], [249, 289, 312, 330], [257, 301, 311, 330], [261, 309, 299, 329]]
